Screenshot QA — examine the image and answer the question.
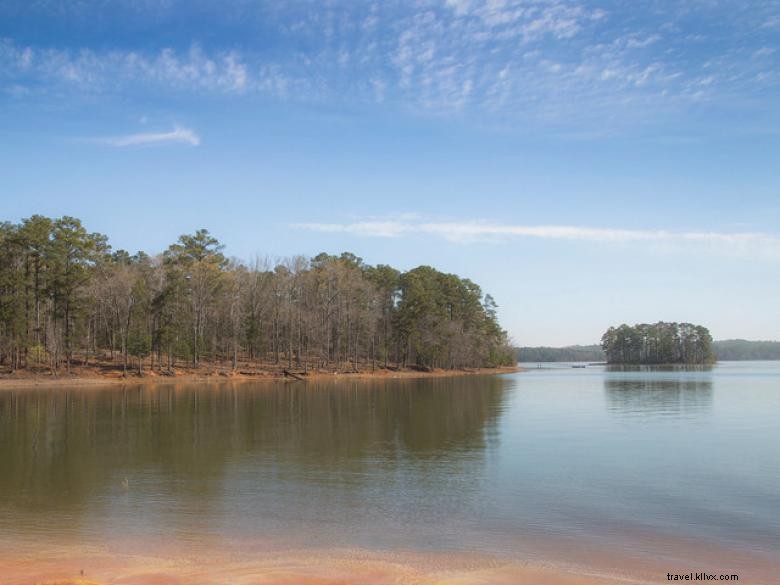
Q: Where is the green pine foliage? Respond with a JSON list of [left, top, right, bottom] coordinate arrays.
[[601, 322, 714, 365], [0, 216, 514, 373]]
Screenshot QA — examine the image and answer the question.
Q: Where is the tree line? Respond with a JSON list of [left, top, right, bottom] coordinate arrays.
[[601, 322, 714, 365], [516, 344, 605, 363], [0, 215, 514, 375], [712, 339, 780, 361], [517, 339, 780, 363]]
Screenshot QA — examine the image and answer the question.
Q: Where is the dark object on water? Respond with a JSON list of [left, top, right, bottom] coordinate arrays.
[[571, 365, 586, 368]]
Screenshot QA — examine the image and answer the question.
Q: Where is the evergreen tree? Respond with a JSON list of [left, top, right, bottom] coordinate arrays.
[[601, 322, 714, 365], [0, 215, 516, 375]]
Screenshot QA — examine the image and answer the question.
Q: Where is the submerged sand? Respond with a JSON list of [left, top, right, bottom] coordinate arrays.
[[0, 546, 648, 585]]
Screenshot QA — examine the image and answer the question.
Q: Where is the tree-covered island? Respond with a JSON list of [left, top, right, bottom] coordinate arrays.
[[0, 215, 515, 379], [601, 322, 715, 365]]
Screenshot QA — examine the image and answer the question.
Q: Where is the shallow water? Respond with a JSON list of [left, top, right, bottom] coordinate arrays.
[[1, 362, 778, 582]]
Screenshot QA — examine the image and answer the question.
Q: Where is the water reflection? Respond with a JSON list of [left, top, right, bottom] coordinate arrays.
[[605, 364, 714, 372], [0, 376, 509, 541], [604, 375, 713, 416]]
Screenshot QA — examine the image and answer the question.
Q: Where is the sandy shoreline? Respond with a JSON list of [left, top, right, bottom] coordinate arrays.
[[2, 530, 775, 585], [0, 365, 523, 390], [0, 545, 651, 585]]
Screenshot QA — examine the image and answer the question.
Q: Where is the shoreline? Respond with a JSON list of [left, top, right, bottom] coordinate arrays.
[[0, 365, 523, 389], [0, 544, 653, 585]]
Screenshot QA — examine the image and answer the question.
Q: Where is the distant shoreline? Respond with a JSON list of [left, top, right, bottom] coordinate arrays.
[[518, 339, 780, 363], [0, 364, 523, 389]]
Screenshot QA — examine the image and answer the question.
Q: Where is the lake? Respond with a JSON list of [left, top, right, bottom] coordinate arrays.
[[1, 362, 779, 584]]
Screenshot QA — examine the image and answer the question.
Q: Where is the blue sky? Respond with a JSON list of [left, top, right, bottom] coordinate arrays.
[[1, 0, 779, 345]]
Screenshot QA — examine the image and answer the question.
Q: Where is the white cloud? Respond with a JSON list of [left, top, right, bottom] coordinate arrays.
[[0, 39, 250, 94], [293, 219, 780, 253], [445, 0, 471, 17], [753, 47, 776, 59], [1, 0, 778, 130], [625, 34, 661, 49], [98, 126, 200, 147]]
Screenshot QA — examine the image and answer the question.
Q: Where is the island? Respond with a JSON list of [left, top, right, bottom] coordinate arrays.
[[601, 321, 715, 365]]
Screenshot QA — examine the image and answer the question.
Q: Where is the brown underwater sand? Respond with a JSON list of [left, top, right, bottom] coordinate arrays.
[[0, 544, 650, 585]]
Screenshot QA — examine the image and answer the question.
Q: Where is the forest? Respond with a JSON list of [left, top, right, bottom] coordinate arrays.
[[0, 215, 515, 376], [601, 322, 714, 365], [712, 339, 780, 361], [517, 340, 780, 363], [516, 345, 605, 363]]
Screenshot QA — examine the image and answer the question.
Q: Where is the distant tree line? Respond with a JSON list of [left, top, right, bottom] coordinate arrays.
[[516, 338, 780, 364], [0, 215, 514, 375], [517, 339, 780, 363], [712, 339, 780, 361], [601, 322, 714, 365], [516, 345, 605, 363]]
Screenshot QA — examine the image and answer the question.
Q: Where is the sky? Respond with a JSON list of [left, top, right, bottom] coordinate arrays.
[[1, 0, 779, 346]]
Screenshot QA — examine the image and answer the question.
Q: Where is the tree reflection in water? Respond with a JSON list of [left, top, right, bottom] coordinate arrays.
[[604, 367, 713, 416], [0, 377, 510, 546]]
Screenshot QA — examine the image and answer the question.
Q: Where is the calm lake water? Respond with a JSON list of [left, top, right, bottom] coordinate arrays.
[[1, 362, 779, 580]]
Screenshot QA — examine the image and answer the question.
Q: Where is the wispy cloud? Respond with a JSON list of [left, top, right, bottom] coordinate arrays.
[[293, 219, 780, 253], [0, 40, 250, 94], [97, 126, 200, 147], [2, 0, 779, 129]]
